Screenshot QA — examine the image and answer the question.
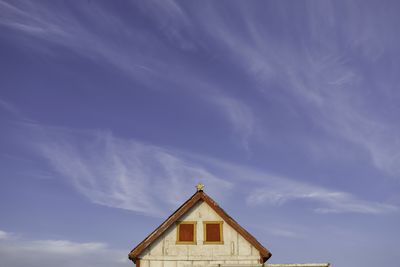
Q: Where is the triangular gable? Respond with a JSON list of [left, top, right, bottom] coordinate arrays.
[[128, 190, 272, 263]]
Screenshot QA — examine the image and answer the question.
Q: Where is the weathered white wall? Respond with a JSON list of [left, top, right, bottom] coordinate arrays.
[[139, 201, 261, 267]]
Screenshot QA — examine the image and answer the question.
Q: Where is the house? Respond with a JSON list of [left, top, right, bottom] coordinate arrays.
[[128, 184, 330, 267]]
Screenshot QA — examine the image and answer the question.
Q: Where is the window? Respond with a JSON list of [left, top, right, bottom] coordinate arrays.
[[176, 221, 196, 244], [203, 221, 223, 244]]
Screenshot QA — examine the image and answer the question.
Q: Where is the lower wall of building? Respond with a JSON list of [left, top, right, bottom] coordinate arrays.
[[139, 259, 261, 267]]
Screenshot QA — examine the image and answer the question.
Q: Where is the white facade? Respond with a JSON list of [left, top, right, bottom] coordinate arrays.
[[138, 201, 261, 267]]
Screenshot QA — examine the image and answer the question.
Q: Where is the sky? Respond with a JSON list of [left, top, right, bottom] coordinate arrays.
[[0, 0, 400, 266]]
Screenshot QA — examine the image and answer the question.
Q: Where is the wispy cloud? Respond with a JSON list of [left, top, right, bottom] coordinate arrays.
[[250, 223, 306, 239], [3, 1, 400, 171], [0, 1, 260, 152], [190, 1, 400, 178], [3, 0, 398, 216], [18, 121, 396, 216], [0, 0, 159, 82], [0, 98, 20, 116], [133, 0, 198, 52], [0, 0, 201, 84], [246, 177, 397, 214], [24, 124, 232, 217], [0, 230, 13, 240], [0, 98, 34, 122], [194, 158, 398, 215], [0, 230, 127, 267], [22, 240, 107, 254]]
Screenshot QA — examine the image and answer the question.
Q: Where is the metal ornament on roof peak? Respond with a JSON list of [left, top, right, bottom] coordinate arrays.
[[196, 183, 204, 192]]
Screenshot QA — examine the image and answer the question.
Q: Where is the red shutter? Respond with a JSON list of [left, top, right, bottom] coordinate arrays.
[[179, 224, 194, 242], [206, 223, 221, 242]]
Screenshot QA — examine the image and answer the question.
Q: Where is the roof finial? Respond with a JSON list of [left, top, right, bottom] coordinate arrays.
[[196, 183, 204, 192]]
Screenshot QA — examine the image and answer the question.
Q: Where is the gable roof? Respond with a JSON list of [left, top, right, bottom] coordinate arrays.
[[128, 190, 272, 263]]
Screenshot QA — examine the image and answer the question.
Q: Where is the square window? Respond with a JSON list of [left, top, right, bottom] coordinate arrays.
[[176, 221, 196, 244], [203, 221, 223, 244]]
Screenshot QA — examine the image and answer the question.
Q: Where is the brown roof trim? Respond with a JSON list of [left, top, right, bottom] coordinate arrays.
[[128, 191, 202, 262], [128, 190, 271, 263], [200, 192, 272, 262]]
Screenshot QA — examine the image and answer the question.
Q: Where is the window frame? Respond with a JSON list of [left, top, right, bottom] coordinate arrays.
[[203, 221, 224, 244], [176, 221, 197, 244]]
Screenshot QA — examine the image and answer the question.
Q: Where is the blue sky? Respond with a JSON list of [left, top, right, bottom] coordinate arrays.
[[1, 1, 400, 266]]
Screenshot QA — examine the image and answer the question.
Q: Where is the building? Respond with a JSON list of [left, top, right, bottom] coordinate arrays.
[[128, 184, 329, 267]]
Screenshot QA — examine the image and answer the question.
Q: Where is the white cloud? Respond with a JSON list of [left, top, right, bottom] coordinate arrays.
[[189, 156, 398, 214], [250, 224, 305, 239], [0, 98, 19, 115], [24, 240, 107, 254], [3, 1, 400, 171], [0, 230, 12, 240], [0, 0, 159, 83], [169, 150, 398, 215], [25, 124, 232, 217], [181, 1, 400, 179], [133, 0, 198, 52], [0, 1, 261, 152], [246, 176, 397, 214], [283, 55, 400, 178], [0, 98, 32, 121], [20, 121, 397, 216], [0, 0, 202, 85], [0, 233, 127, 267]]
